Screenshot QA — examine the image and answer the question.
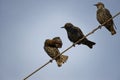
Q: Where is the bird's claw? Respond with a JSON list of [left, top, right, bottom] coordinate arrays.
[[72, 43, 76, 47], [99, 25, 102, 29], [49, 59, 53, 63]]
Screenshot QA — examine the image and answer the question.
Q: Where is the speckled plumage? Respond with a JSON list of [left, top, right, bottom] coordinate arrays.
[[95, 2, 116, 35]]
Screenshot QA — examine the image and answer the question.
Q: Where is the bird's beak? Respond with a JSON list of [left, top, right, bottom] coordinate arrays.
[[61, 26, 64, 28], [94, 4, 97, 6]]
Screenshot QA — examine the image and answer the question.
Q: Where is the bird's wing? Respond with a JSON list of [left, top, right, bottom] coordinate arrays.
[[74, 26, 84, 36], [105, 8, 112, 18], [105, 8, 117, 29]]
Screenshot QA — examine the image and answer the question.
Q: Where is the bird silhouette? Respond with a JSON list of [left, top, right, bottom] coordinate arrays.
[[94, 2, 116, 35], [44, 37, 68, 67], [61, 23, 96, 49]]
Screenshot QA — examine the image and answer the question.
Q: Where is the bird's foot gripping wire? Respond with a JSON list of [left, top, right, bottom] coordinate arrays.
[[72, 43, 76, 47], [98, 25, 102, 29], [49, 59, 53, 63]]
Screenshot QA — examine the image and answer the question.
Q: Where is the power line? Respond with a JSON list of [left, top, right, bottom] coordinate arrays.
[[23, 12, 120, 80]]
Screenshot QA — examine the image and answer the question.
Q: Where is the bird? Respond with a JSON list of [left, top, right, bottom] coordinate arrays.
[[94, 2, 116, 35], [61, 23, 96, 49], [44, 37, 68, 67]]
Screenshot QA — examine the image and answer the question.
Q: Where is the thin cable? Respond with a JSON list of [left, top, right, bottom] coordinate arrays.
[[23, 12, 120, 80], [23, 60, 52, 80]]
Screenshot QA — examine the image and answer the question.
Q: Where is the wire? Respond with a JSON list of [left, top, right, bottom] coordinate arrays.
[[23, 12, 120, 80]]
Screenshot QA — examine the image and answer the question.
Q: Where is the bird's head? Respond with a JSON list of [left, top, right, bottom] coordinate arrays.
[[94, 2, 105, 9], [53, 37, 62, 48], [61, 23, 73, 29]]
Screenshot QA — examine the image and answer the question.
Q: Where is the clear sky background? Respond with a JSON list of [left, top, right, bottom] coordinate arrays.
[[0, 0, 120, 80]]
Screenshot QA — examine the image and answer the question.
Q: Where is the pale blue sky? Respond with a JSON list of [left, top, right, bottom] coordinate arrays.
[[0, 0, 120, 80]]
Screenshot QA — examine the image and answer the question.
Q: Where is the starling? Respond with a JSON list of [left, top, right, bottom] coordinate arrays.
[[44, 37, 68, 67], [61, 23, 96, 49], [94, 2, 116, 35]]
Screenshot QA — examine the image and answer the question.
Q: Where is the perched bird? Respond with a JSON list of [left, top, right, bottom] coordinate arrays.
[[44, 37, 68, 67], [94, 2, 116, 35], [61, 23, 96, 49]]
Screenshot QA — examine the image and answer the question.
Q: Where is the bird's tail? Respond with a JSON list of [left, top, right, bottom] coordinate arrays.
[[83, 39, 96, 49], [56, 55, 68, 67], [111, 26, 116, 35]]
